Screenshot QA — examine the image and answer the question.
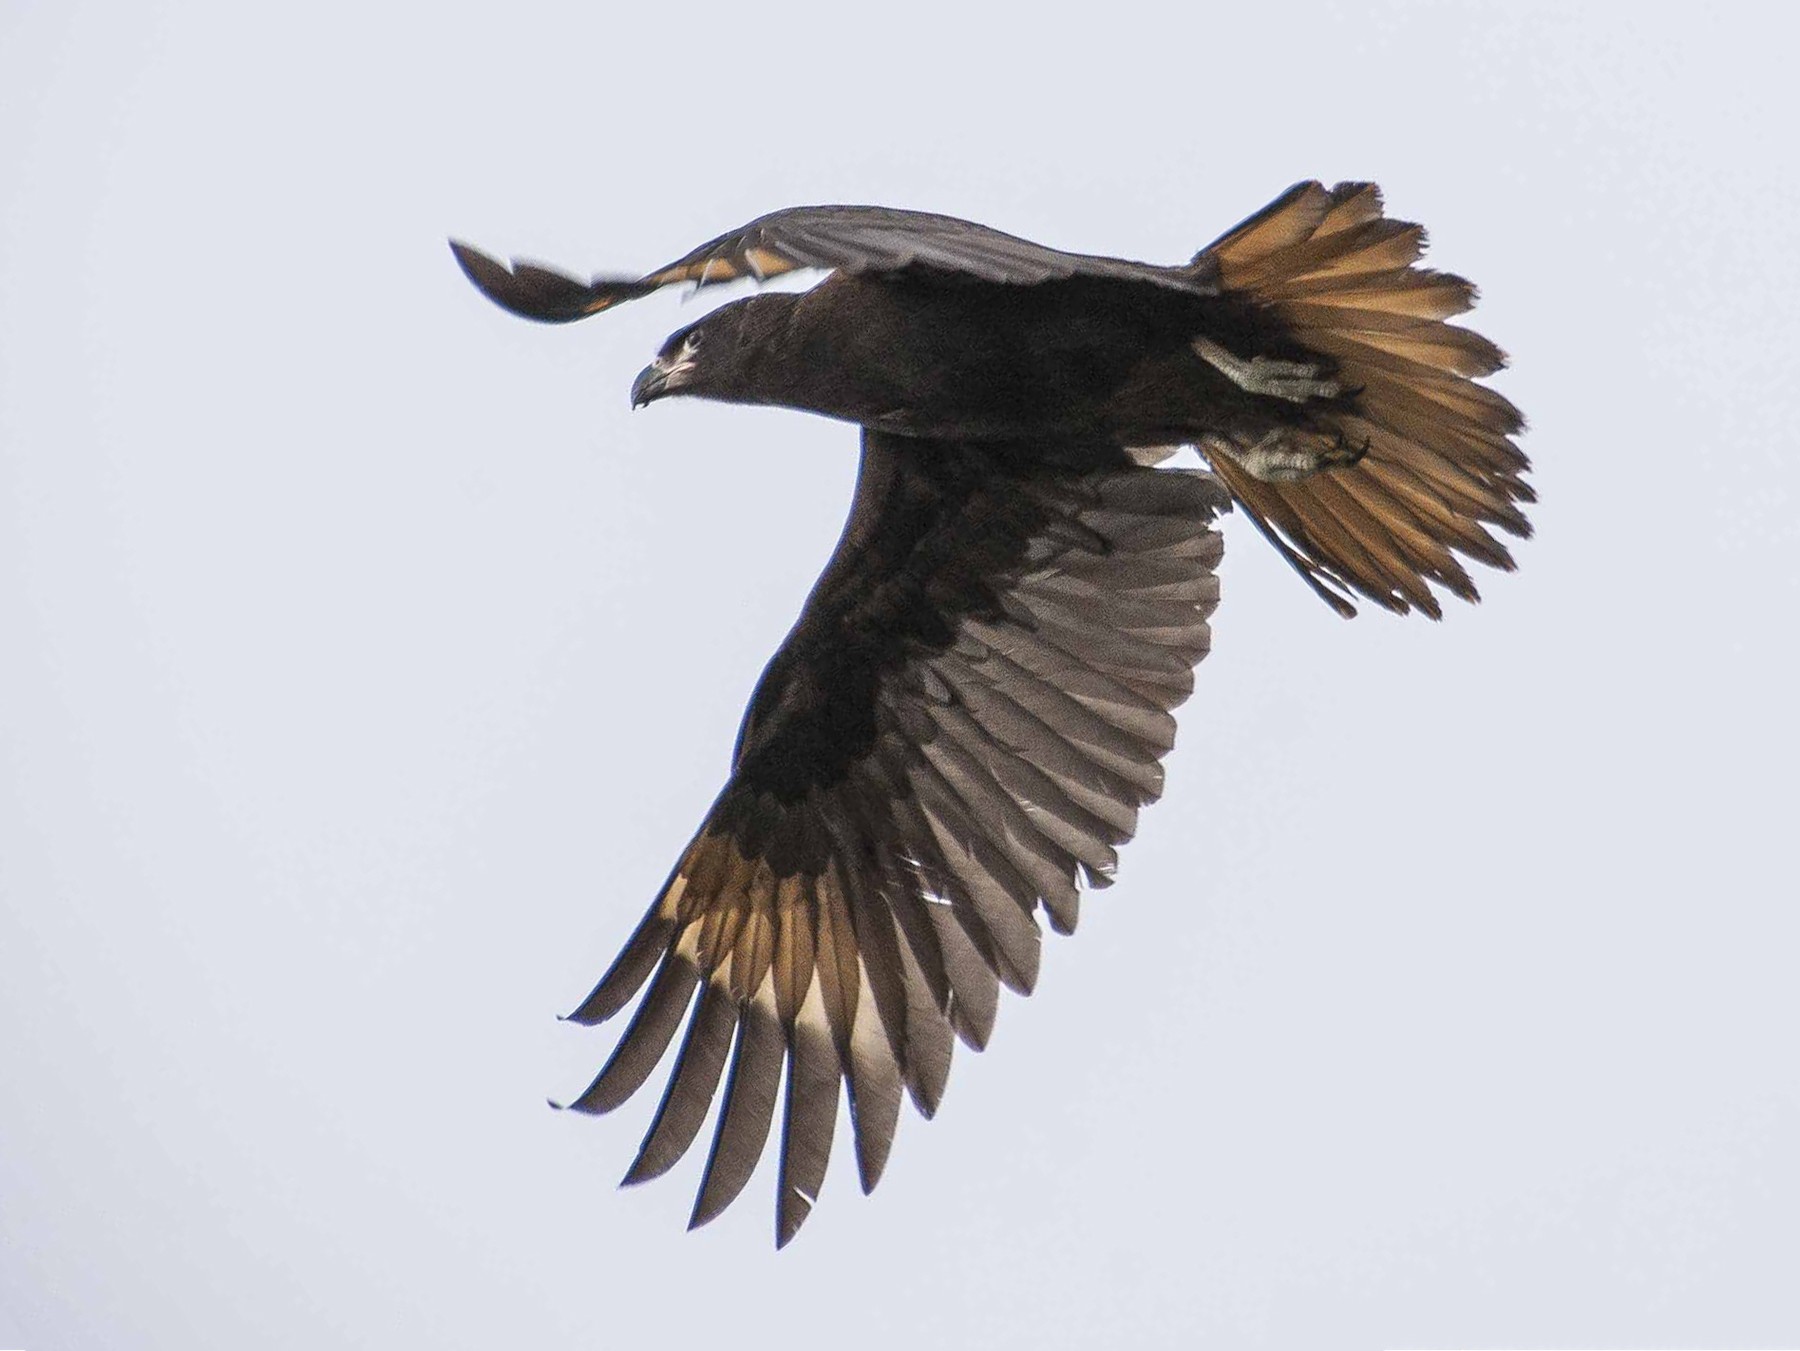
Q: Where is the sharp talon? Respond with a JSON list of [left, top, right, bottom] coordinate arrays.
[[1325, 429, 1370, 468]]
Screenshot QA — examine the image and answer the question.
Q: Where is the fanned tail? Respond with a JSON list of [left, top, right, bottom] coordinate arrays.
[[1196, 181, 1531, 618]]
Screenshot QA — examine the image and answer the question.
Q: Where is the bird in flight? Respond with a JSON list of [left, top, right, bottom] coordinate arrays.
[[452, 182, 1530, 1246]]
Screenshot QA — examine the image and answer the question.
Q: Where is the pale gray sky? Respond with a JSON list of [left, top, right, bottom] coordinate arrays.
[[3, 3, 1797, 1347]]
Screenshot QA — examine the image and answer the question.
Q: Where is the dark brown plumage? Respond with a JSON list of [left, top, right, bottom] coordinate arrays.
[[452, 182, 1529, 1245]]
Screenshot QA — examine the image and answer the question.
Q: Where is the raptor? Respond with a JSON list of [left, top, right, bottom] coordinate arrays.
[[452, 181, 1530, 1245]]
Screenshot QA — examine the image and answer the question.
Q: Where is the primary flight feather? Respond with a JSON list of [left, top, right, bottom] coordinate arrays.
[[452, 182, 1529, 1245]]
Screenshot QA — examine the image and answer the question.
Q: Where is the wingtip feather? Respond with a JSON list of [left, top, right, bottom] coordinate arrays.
[[449, 238, 647, 323]]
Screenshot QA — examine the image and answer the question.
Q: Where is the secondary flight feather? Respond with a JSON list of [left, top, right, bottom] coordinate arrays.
[[452, 182, 1530, 1245]]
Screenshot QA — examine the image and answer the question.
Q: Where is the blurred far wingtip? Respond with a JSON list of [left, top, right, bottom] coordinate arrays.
[[449, 238, 649, 323]]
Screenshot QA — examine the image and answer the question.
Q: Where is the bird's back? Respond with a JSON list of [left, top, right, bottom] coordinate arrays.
[[778, 272, 1209, 443]]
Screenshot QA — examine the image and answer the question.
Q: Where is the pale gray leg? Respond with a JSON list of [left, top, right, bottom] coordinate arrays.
[[1200, 430, 1365, 483], [1192, 335, 1341, 403]]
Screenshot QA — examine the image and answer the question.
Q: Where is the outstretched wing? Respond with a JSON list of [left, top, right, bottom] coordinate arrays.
[[564, 433, 1228, 1245], [451, 204, 1214, 324]]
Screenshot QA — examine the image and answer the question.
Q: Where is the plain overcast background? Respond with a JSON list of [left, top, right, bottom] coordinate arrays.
[[4, 3, 1797, 1347]]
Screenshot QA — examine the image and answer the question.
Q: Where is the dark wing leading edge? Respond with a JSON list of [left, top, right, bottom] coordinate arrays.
[[563, 433, 1227, 1245], [450, 204, 1215, 324]]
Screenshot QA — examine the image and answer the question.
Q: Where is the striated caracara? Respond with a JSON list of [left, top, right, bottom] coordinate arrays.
[[451, 181, 1530, 1245]]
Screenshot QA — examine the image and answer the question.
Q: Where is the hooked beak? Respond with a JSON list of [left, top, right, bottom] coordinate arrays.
[[630, 354, 694, 408]]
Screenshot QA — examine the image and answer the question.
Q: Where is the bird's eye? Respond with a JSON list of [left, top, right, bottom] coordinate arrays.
[[682, 331, 703, 355]]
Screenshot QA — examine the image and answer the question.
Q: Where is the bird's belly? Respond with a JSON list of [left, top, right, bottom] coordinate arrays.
[[853, 351, 1134, 442], [856, 361, 1245, 450], [790, 275, 1252, 446]]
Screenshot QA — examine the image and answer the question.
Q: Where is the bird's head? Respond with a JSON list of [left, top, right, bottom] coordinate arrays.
[[630, 294, 799, 410]]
